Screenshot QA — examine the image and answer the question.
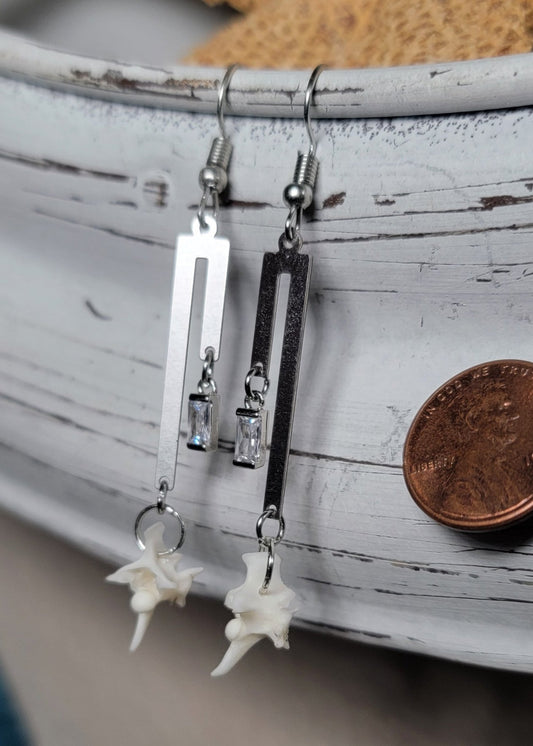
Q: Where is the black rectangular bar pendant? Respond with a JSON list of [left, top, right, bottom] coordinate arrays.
[[250, 246, 312, 515]]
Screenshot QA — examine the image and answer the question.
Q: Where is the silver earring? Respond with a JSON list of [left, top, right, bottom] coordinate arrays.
[[107, 65, 240, 651], [186, 65, 239, 453], [213, 65, 326, 677]]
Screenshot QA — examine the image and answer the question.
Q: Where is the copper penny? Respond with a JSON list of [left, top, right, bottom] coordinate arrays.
[[403, 360, 533, 531]]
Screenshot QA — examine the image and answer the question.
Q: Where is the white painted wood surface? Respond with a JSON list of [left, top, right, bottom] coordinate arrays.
[[1, 31, 533, 672]]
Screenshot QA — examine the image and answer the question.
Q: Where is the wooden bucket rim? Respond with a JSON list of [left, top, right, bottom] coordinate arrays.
[[1, 29, 533, 118]]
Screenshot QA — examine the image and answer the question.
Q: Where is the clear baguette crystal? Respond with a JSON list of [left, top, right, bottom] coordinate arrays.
[[233, 408, 267, 468], [187, 393, 219, 452]]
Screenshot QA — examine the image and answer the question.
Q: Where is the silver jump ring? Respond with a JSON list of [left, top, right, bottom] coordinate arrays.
[[198, 377, 217, 394], [244, 364, 269, 406], [284, 204, 301, 243], [245, 364, 269, 397], [197, 187, 220, 228], [202, 347, 215, 376], [245, 391, 263, 409], [200, 347, 215, 381], [157, 480, 168, 514], [198, 347, 217, 393], [134, 503, 185, 556], [192, 214, 217, 238], [256, 505, 285, 545], [259, 537, 275, 593], [279, 231, 303, 253]]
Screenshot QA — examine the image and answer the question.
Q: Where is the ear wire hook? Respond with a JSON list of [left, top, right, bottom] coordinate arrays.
[[304, 64, 326, 156], [197, 64, 240, 229], [282, 64, 327, 246], [217, 64, 240, 140]]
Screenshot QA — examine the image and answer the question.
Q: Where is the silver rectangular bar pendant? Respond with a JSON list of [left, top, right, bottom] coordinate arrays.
[[155, 221, 230, 489], [233, 407, 268, 468], [187, 393, 220, 452]]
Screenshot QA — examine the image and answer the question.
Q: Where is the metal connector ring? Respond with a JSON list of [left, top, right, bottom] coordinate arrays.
[[259, 537, 275, 593], [256, 505, 285, 545], [134, 503, 185, 556]]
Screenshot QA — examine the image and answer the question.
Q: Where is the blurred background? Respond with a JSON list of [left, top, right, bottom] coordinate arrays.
[[0, 0, 237, 65]]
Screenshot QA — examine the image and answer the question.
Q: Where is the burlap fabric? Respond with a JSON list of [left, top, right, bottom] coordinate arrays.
[[186, 0, 533, 68]]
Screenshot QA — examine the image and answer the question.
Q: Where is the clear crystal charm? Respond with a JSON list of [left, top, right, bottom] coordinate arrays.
[[233, 408, 268, 468], [187, 393, 219, 452]]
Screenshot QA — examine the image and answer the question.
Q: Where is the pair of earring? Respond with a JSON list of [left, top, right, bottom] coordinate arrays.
[[107, 65, 325, 677]]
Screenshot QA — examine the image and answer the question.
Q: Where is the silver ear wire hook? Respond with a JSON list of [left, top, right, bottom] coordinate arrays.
[[198, 64, 240, 229], [217, 64, 240, 140], [282, 64, 326, 246], [304, 64, 326, 156]]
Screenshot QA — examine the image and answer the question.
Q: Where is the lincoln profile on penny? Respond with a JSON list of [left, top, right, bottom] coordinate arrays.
[[404, 360, 533, 530], [440, 380, 525, 517]]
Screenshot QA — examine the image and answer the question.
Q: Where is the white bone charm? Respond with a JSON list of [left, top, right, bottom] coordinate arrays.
[[211, 551, 297, 676], [106, 522, 203, 651]]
